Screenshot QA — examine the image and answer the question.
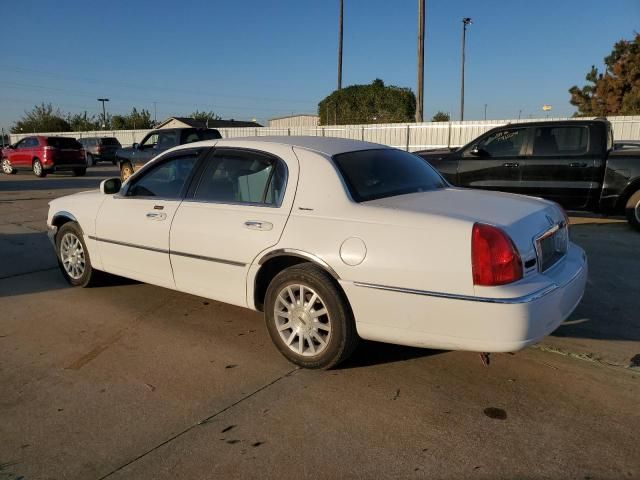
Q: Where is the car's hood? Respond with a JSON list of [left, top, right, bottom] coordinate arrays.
[[366, 188, 563, 256]]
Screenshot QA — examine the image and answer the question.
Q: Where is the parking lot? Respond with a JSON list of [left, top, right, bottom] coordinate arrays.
[[1, 167, 639, 479]]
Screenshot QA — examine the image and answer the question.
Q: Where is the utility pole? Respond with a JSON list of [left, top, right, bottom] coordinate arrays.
[[459, 17, 472, 121], [97, 98, 109, 129], [518, 109, 522, 120], [484, 103, 487, 120], [153, 101, 157, 124], [337, 0, 343, 90], [415, 0, 425, 123]]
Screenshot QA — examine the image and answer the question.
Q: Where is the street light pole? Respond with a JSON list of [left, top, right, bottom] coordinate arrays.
[[415, 0, 425, 123], [337, 0, 343, 90], [97, 98, 109, 129], [459, 17, 472, 121]]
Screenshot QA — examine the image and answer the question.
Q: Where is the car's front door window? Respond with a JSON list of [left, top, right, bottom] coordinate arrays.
[[470, 128, 528, 158], [127, 153, 200, 199], [139, 133, 158, 150]]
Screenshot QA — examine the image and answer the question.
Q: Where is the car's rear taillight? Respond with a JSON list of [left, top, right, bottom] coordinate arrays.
[[472, 223, 523, 286]]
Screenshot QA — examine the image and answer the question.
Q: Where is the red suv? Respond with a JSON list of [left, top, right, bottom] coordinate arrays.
[[1, 136, 87, 177]]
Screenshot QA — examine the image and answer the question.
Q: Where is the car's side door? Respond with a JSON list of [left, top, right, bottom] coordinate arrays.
[[94, 149, 204, 288], [457, 127, 530, 195], [169, 146, 297, 307], [520, 125, 594, 209], [11, 138, 32, 168]]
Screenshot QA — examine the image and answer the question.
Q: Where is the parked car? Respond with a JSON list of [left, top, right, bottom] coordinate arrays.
[[116, 127, 222, 181], [614, 140, 640, 151], [415, 119, 640, 230], [47, 137, 587, 369], [78, 137, 121, 166], [1, 136, 86, 177]]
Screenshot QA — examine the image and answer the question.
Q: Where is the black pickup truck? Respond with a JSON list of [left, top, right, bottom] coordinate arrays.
[[416, 119, 640, 230], [117, 127, 221, 181]]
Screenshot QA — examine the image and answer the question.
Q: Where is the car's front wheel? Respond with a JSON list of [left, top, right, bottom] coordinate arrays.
[[1, 158, 16, 174], [625, 190, 640, 231], [55, 222, 102, 287], [264, 264, 359, 369]]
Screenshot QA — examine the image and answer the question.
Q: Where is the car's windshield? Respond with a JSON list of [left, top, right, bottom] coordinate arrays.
[[332, 148, 447, 202]]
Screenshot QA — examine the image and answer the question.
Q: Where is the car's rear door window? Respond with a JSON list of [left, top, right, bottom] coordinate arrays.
[[532, 126, 589, 156], [192, 149, 286, 206], [332, 148, 446, 202]]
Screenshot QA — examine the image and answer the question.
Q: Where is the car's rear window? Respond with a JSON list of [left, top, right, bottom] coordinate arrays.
[[332, 148, 447, 202], [46, 137, 82, 149], [100, 137, 121, 146]]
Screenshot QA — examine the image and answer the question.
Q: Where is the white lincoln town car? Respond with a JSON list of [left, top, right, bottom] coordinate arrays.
[[47, 137, 587, 368]]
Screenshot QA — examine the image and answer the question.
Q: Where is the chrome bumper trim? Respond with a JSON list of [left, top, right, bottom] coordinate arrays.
[[352, 281, 559, 304]]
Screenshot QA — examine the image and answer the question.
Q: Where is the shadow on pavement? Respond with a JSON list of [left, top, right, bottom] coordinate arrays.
[[338, 341, 444, 370]]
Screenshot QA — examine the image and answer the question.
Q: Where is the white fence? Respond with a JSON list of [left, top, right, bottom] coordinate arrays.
[[9, 116, 640, 152]]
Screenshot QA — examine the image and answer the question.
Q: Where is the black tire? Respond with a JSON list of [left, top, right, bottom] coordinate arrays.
[[120, 162, 134, 181], [264, 263, 359, 369], [33, 158, 46, 177], [73, 167, 87, 176], [112, 159, 117, 166], [55, 222, 102, 287], [625, 190, 640, 231], [1, 158, 16, 175], [87, 153, 95, 167]]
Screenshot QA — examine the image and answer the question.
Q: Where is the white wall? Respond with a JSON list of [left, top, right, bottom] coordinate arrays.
[[9, 116, 640, 151]]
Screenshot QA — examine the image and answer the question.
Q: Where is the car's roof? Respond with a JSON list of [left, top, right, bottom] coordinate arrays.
[[188, 136, 388, 156]]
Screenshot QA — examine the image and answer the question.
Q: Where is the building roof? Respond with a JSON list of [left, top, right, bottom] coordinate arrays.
[[155, 117, 262, 129], [268, 113, 319, 121]]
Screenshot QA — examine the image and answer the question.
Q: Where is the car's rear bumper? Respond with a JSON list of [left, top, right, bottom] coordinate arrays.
[[341, 243, 588, 352], [45, 163, 87, 171]]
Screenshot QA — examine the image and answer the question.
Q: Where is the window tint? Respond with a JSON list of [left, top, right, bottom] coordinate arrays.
[[156, 131, 179, 149], [100, 137, 121, 147], [200, 129, 222, 140], [46, 137, 82, 149], [127, 153, 199, 199], [474, 128, 527, 158], [532, 126, 588, 156], [183, 131, 201, 144], [333, 149, 446, 203], [193, 149, 286, 205], [16, 138, 30, 148], [140, 133, 158, 149], [27, 137, 40, 147]]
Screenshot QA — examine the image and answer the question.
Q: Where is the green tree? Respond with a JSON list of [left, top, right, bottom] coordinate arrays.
[[110, 108, 153, 130], [569, 33, 640, 116], [67, 111, 101, 131], [11, 103, 72, 133], [190, 109, 222, 125], [318, 79, 416, 125], [431, 111, 450, 122]]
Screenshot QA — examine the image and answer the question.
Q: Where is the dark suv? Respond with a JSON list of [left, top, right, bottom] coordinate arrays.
[[116, 127, 222, 180], [78, 137, 121, 166], [1, 136, 86, 177]]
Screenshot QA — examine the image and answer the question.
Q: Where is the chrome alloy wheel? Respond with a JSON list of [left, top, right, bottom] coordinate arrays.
[[635, 198, 640, 224], [274, 284, 332, 357], [33, 160, 42, 176], [2, 158, 12, 174], [60, 232, 86, 279]]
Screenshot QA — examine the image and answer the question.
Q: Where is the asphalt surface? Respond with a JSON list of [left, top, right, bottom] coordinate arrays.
[[1, 167, 639, 480]]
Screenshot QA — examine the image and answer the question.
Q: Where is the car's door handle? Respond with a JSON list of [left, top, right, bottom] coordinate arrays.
[[569, 162, 588, 168], [146, 212, 167, 221], [244, 220, 273, 231], [502, 162, 520, 168]]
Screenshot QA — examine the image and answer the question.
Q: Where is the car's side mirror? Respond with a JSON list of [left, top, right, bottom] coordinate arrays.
[[100, 178, 122, 195], [132, 142, 140, 149], [470, 146, 481, 156]]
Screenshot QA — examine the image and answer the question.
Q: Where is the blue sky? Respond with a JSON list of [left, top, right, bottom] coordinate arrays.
[[1, 0, 638, 132]]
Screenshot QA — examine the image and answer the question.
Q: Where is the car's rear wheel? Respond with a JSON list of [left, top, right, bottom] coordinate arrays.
[[264, 263, 358, 369], [120, 162, 134, 181], [73, 167, 87, 176], [32, 159, 46, 177], [87, 153, 95, 166], [1, 158, 16, 175], [55, 222, 102, 287], [625, 190, 640, 231]]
